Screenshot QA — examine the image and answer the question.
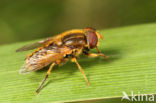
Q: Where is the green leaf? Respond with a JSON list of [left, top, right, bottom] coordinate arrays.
[[0, 23, 156, 103]]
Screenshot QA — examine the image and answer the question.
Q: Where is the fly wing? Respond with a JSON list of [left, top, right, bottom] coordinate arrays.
[[19, 46, 73, 74], [16, 37, 53, 52]]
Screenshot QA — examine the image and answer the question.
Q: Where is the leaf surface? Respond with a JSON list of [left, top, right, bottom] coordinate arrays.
[[0, 23, 156, 103]]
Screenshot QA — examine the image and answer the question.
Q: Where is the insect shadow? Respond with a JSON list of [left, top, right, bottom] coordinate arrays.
[[30, 47, 123, 91]]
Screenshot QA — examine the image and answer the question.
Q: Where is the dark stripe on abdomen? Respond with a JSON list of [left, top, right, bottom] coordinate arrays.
[[62, 33, 85, 42]]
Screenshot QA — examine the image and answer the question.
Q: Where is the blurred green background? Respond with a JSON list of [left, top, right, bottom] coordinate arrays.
[[0, 0, 156, 45]]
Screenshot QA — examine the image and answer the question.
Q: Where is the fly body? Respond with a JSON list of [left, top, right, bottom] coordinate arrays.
[[16, 27, 108, 94]]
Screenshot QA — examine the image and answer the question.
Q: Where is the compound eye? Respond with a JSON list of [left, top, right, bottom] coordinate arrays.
[[87, 31, 98, 49]]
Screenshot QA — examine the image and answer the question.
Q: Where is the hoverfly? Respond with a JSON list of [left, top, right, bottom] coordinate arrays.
[[16, 27, 108, 94]]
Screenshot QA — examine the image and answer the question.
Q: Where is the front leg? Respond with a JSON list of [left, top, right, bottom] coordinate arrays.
[[86, 52, 108, 60], [83, 47, 108, 60]]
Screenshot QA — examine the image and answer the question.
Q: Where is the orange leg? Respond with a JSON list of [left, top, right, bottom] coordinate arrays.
[[90, 46, 108, 60], [87, 52, 108, 61], [35, 63, 55, 94], [71, 57, 90, 86], [96, 46, 101, 53]]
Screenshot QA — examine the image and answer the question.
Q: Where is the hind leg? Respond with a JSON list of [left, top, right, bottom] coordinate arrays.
[[35, 63, 55, 94]]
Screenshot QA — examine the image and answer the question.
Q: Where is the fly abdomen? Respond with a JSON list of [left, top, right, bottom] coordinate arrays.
[[62, 33, 87, 47]]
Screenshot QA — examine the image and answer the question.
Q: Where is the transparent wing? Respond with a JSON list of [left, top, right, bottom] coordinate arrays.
[[16, 37, 53, 52], [19, 46, 73, 74]]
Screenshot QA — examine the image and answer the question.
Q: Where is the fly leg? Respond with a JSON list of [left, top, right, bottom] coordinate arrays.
[[86, 52, 108, 60], [71, 57, 90, 86], [35, 63, 55, 94], [90, 46, 109, 60]]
